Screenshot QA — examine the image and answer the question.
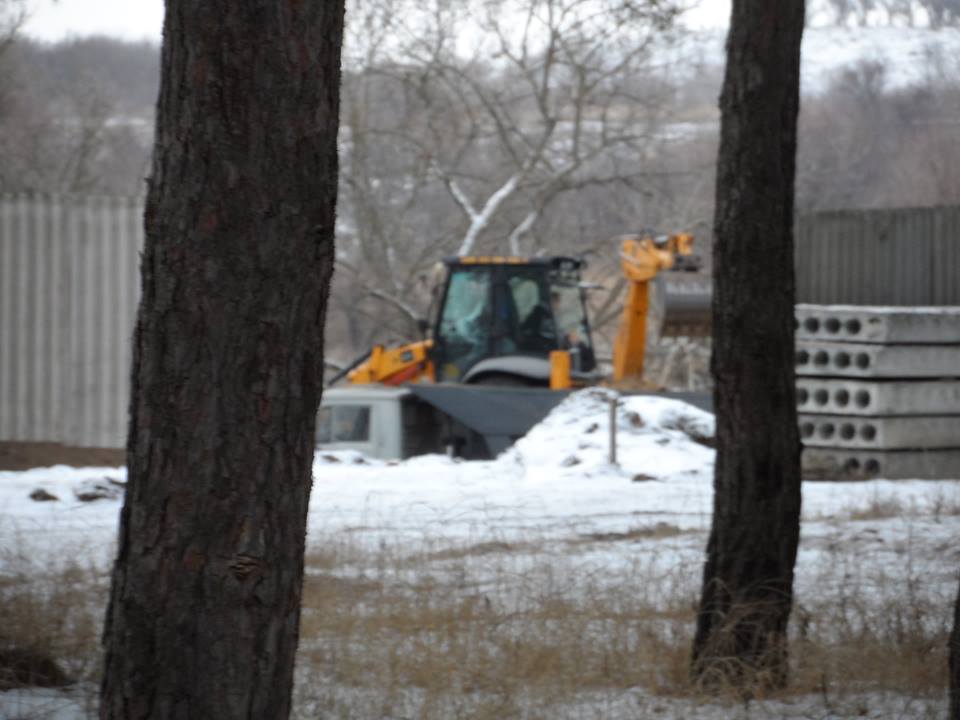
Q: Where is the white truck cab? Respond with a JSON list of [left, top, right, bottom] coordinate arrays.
[[316, 386, 413, 460], [316, 384, 571, 461]]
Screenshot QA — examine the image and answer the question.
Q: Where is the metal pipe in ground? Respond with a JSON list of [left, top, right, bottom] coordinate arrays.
[[608, 395, 618, 466]]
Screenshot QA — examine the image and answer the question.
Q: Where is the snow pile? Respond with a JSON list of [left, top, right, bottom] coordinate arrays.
[[307, 390, 718, 539], [0, 391, 719, 562], [506, 388, 714, 481], [3, 387, 960, 553]]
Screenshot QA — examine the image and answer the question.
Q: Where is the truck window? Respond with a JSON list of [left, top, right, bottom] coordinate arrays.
[[316, 405, 371, 443]]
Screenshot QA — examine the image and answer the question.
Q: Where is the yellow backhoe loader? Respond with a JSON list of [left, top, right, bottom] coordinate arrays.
[[333, 232, 709, 390], [316, 233, 711, 460]]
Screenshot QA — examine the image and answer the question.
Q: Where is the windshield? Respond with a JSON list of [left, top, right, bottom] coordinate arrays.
[[433, 262, 596, 379], [436, 267, 493, 380]]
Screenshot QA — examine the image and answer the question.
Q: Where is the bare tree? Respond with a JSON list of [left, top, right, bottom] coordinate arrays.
[[817, 0, 960, 25], [0, 0, 23, 58], [0, 0, 25, 123], [0, 36, 156, 195], [329, 0, 683, 355], [100, 1, 345, 717], [797, 51, 960, 212], [691, 0, 805, 692]]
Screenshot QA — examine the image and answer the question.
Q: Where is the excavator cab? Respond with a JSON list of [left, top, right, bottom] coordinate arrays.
[[340, 233, 708, 389], [431, 256, 598, 386]]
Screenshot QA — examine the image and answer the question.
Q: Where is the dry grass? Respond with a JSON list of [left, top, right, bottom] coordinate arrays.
[[0, 525, 951, 719], [930, 488, 960, 520], [295, 537, 698, 719], [847, 494, 908, 521], [795, 571, 947, 691], [846, 487, 960, 521], [0, 548, 106, 699], [292, 528, 951, 718], [571, 523, 685, 545]]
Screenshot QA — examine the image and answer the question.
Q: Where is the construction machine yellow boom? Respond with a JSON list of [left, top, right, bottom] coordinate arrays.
[[339, 232, 706, 390], [612, 233, 696, 382], [345, 339, 434, 386]]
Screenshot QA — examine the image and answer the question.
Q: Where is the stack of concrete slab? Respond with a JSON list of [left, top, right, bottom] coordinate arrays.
[[795, 304, 960, 480]]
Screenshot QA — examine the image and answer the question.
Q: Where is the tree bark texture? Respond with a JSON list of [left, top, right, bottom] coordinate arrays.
[[100, 2, 344, 718], [691, 0, 805, 691], [950, 575, 960, 719]]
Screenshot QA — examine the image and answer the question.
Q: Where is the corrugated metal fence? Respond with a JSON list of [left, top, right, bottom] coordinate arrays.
[[796, 206, 960, 305], [0, 194, 142, 447], [1, 195, 959, 448]]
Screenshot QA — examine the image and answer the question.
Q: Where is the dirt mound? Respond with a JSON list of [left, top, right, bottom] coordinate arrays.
[[0, 443, 124, 471]]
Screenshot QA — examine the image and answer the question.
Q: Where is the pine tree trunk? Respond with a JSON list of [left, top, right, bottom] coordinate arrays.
[[691, 0, 805, 691], [100, 2, 345, 718]]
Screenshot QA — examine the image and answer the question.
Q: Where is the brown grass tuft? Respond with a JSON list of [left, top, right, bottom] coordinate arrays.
[[0, 519, 950, 719], [0, 551, 107, 698], [848, 494, 908, 521]]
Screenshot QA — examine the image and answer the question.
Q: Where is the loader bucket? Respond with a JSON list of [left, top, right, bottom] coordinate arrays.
[[656, 273, 712, 337]]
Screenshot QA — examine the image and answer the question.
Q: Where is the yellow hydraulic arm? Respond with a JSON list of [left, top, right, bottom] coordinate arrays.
[[612, 233, 695, 382], [347, 339, 435, 385]]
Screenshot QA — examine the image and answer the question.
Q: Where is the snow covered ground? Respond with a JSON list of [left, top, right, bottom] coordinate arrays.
[[2, 388, 958, 718]]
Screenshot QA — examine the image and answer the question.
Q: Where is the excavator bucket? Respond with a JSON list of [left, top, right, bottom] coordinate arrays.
[[656, 273, 713, 338]]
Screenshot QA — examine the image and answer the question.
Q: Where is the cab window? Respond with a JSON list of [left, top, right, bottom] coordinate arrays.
[[317, 405, 371, 443], [436, 268, 493, 380], [508, 272, 557, 353]]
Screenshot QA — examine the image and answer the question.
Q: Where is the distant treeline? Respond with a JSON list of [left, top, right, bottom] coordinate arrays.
[[1, 20, 958, 359], [817, 0, 960, 27], [0, 35, 158, 194]]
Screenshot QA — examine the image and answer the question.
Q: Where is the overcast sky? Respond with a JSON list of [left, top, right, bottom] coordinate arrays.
[[22, 0, 730, 42], [23, 0, 165, 41]]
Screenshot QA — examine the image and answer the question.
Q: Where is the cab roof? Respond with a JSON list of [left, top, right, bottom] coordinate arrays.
[[443, 255, 585, 271]]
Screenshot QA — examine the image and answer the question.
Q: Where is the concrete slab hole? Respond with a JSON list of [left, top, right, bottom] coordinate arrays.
[[825, 318, 841, 334], [860, 424, 877, 441], [804, 318, 820, 333], [814, 389, 829, 406], [855, 390, 871, 408], [818, 423, 836, 439], [835, 389, 850, 406], [845, 319, 862, 335]]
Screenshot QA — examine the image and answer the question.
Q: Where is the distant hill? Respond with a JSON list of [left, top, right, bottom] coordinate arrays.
[[677, 26, 960, 93]]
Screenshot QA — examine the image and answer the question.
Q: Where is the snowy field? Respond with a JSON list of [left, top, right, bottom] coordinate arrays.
[[2, 389, 958, 718]]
